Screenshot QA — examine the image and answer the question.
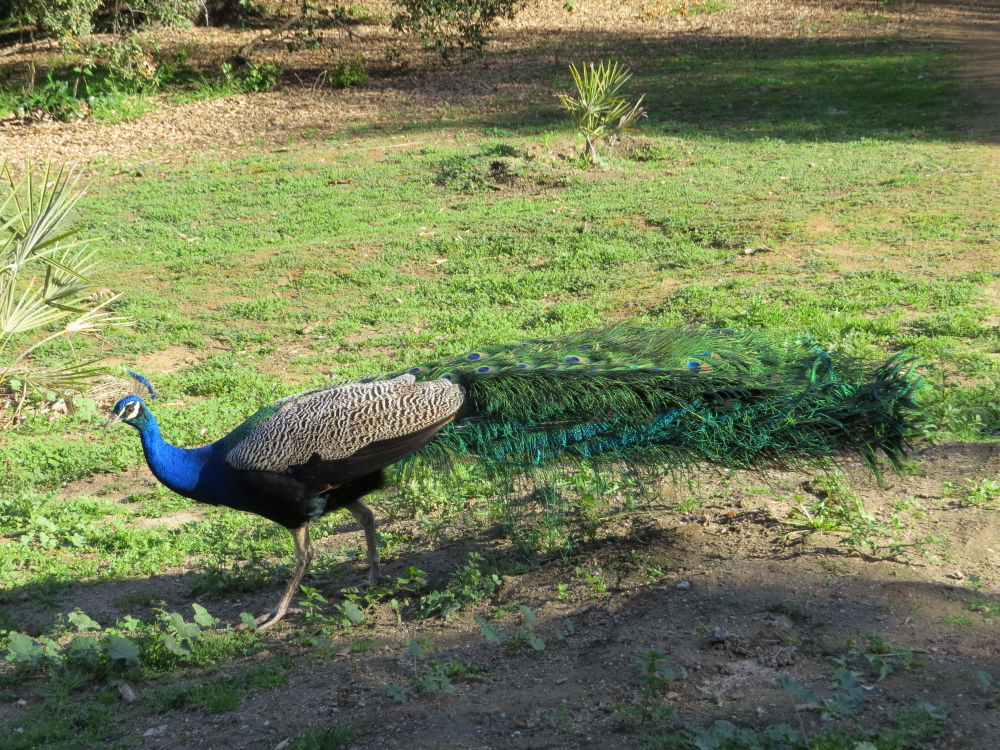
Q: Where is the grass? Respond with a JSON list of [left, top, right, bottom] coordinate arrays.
[[0, 20, 997, 750]]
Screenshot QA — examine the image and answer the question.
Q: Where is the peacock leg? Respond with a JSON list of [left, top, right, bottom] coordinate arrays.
[[346, 499, 385, 584], [256, 524, 313, 630]]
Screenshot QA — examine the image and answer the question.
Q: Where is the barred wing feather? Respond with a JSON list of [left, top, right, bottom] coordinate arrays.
[[225, 374, 465, 473]]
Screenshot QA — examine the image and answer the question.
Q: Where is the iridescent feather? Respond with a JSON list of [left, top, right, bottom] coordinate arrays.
[[381, 325, 924, 481]]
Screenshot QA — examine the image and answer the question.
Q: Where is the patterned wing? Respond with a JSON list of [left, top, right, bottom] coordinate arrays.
[[225, 374, 465, 473]]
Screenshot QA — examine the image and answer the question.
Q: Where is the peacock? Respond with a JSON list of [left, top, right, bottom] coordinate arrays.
[[104, 325, 923, 628]]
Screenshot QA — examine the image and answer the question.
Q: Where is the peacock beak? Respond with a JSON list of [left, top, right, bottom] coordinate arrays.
[[102, 412, 123, 429]]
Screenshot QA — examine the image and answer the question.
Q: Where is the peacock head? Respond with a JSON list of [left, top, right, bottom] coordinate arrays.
[[104, 395, 150, 429], [104, 370, 158, 429]]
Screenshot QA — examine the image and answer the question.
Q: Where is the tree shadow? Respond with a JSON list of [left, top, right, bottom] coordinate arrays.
[[310, 29, 985, 145]]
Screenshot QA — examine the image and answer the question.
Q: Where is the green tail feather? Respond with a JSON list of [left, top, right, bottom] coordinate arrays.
[[381, 325, 925, 479]]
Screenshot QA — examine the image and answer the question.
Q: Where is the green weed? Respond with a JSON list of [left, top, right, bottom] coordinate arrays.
[[142, 662, 287, 715], [959, 477, 1000, 507], [942, 613, 974, 628], [291, 727, 359, 750], [412, 552, 502, 620], [387, 637, 489, 702], [840, 632, 925, 681], [782, 473, 933, 558]]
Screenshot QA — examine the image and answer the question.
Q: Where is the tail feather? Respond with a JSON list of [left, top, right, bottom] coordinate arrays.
[[381, 326, 924, 478]]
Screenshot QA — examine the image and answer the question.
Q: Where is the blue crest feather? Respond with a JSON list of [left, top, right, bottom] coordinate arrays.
[[127, 370, 158, 400]]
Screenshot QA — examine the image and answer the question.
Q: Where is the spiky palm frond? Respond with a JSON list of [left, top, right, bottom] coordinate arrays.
[[559, 60, 647, 165], [9, 359, 108, 396], [0, 160, 131, 403]]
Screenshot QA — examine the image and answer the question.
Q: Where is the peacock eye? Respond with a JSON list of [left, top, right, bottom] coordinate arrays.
[[120, 401, 142, 421]]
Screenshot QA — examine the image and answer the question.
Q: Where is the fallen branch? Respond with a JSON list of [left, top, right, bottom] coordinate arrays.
[[233, 11, 364, 65], [233, 13, 303, 65]]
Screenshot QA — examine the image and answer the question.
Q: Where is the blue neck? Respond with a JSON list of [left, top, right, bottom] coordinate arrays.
[[135, 411, 229, 502], [127, 403, 333, 529]]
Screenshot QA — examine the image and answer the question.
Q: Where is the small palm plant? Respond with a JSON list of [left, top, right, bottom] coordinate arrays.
[[0, 160, 130, 416], [559, 60, 647, 166]]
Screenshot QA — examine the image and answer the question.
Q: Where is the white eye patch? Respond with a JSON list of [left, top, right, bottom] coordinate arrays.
[[121, 401, 143, 421]]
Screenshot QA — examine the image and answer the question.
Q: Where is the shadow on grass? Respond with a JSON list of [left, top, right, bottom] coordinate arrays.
[[1, 29, 984, 144], [4, 521, 1000, 747], [320, 32, 978, 144]]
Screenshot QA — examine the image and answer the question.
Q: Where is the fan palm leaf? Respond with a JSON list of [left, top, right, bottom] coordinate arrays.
[[0, 160, 131, 405]]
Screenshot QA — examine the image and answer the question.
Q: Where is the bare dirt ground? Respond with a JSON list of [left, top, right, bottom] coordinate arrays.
[[2, 1, 1000, 748]]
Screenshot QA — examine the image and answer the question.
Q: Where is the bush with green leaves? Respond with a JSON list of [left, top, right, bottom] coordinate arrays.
[[10, 39, 164, 122], [11, 0, 195, 38], [391, 0, 521, 59], [220, 60, 283, 93], [0, 161, 130, 409], [2, 604, 225, 682], [85, 34, 162, 92], [327, 57, 367, 88], [11, 0, 100, 38], [12, 70, 88, 121], [559, 60, 647, 166], [8, 2, 189, 119]]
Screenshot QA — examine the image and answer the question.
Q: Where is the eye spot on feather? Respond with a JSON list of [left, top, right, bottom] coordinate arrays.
[[685, 359, 711, 373], [581, 344, 594, 350], [440, 373, 454, 381], [476, 366, 497, 373], [466, 352, 488, 361], [517, 363, 534, 369]]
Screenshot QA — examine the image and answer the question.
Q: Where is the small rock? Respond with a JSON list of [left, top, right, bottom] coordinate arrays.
[[707, 626, 730, 646], [676, 581, 691, 590], [275, 740, 291, 750], [118, 682, 138, 703], [143, 725, 167, 737]]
